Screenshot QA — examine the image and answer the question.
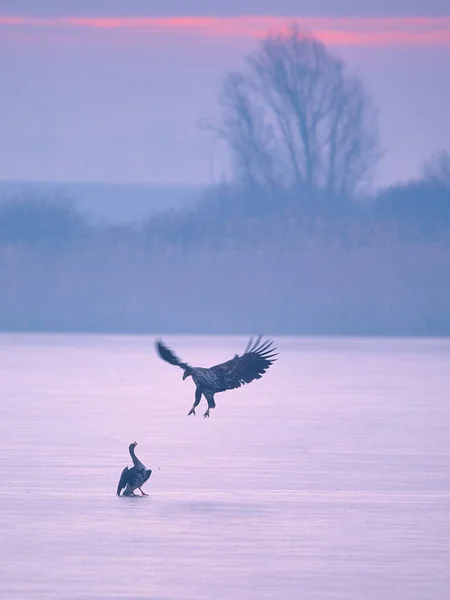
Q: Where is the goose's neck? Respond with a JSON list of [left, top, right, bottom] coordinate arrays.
[[129, 445, 143, 468]]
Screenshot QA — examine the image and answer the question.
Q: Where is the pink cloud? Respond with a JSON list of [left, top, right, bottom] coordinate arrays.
[[1, 15, 450, 46]]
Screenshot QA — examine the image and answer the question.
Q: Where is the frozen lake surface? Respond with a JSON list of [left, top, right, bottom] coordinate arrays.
[[1, 334, 450, 599]]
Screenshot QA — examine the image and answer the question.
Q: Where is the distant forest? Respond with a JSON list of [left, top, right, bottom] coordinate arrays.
[[1, 27, 450, 336]]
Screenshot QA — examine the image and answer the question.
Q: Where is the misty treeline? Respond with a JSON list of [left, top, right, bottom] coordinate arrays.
[[1, 27, 450, 335]]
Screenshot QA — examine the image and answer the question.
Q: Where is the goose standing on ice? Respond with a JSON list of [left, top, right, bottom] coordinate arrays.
[[116, 441, 152, 496]]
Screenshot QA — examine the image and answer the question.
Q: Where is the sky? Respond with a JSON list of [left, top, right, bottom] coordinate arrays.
[[1, 1, 449, 188]]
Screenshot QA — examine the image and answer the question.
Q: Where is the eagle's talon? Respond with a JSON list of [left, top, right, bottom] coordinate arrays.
[[203, 409, 210, 418], [188, 408, 196, 416]]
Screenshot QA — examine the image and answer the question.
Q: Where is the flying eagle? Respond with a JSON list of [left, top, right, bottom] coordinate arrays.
[[116, 441, 152, 497], [155, 335, 277, 418]]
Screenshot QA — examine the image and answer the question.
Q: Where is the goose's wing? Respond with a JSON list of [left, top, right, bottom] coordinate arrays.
[[126, 466, 150, 487], [116, 467, 129, 496], [143, 469, 152, 484]]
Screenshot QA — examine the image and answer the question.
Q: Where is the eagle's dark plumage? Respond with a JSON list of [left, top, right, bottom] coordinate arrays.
[[116, 441, 152, 497], [155, 335, 277, 418]]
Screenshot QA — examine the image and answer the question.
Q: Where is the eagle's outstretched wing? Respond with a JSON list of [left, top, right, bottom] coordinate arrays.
[[155, 340, 190, 370], [208, 336, 277, 393]]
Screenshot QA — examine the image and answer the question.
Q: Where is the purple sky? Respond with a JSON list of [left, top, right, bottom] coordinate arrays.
[[1, 1, 449, 187]]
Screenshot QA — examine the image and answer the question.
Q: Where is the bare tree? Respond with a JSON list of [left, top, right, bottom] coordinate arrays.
[[213, 72, 279, 190], [214, 26, 380, 197], [423, 150, 450, 191]]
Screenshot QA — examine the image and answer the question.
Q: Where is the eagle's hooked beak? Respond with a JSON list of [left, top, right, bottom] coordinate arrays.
[[183, 371, 190, 380]]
